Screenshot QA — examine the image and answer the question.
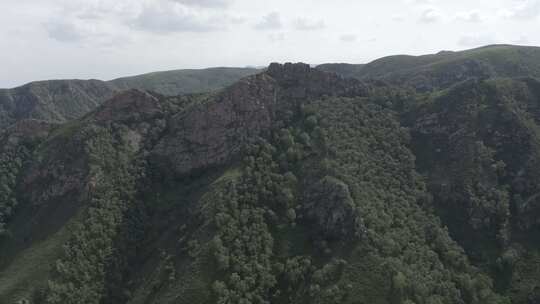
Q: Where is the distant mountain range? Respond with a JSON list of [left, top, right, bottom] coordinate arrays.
[[0, 67, 260, 129], [318, 44, 540, 90]]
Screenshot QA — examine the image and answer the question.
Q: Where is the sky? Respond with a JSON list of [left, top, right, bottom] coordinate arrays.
[[1, 0, 539, 88]]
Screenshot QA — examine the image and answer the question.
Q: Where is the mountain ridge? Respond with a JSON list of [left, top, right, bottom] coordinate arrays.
[[318, 44, 540, 91], [3, 45, 540, 304], [0, 67, 260, 130]]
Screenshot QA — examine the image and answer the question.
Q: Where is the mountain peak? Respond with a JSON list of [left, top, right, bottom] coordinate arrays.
[[267, 62, 311, 77]]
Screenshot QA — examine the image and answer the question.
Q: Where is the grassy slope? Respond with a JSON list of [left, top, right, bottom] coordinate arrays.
[[318, 45, 540, 84], [0, 215, 79, 303], [109, 67, 260, 96]]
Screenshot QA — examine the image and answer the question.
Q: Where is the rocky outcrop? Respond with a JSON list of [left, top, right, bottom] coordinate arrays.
[[151, 72, 278, 176], [151, 63, 371, 177], [266, 62, 370, 99], [303, 176, 360, 238], [92, 89, 164, 124]]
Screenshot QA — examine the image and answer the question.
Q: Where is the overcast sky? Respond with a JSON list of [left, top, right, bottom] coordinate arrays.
[[1, 0, 539, 88]]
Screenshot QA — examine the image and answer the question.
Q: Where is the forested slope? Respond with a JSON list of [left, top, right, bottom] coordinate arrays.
[[2, 46, 540, 304]]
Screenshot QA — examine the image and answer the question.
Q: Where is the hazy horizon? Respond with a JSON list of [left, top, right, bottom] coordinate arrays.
[[2, 0, 540, 88], [1, 43, 534, 89]]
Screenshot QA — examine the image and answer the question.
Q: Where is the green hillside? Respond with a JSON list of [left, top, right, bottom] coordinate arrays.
[[318, 45, 540, 91], [3, 46, 540, 304], [0, 67, 260, 130], [109, 67, 260, 96]]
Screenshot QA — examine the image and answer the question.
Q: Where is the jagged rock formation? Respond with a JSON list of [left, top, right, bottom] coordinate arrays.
[[152, 63, 371, 177], [151, 72, 278, 176], [303, 176, 359, 238]]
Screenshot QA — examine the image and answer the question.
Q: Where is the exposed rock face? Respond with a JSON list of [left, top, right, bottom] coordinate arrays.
[[92, 89, 164, 124], [266, 62, 370, 99], [151, 73, 278, 176], [151, 63, 371, 177], [303, 176, 359, 238]]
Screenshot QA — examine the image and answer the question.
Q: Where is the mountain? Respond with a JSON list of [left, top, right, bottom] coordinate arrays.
[[0, 80, 117, 129], [318, 44, 540, 91], [2, 45, 540, 304], [0, 67, 260, 130], [109, 67, 261, 96]]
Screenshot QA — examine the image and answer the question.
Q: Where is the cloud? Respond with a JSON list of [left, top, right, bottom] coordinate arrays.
[[254, 12, 282, 30], [499, 0, 540, 19], [391, 14, 405, 22], [403, 0, 436, 4], [77, 10, 104, 20], [418, 8, 442, 23], [64, 1, 139, 22], [513, 35, 529, 44], [269, 32, 285, 42], [45, 21, 84, 42], [458, 34, 497, 47], [171, 0, 232, 8], [131, 3, 222, 33], [455, 10, 483, 22], [340, 34, 357, 43], [44, 19, 134, 49], [294, 18, 325, 30], [227, 15, 246, 24]]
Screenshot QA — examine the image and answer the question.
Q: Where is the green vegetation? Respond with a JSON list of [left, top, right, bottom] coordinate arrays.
[[45, 125, 142, 303], [0, 67, 259, 130], [0, 145, 27, 235], [3, 46, 540, 304], [318, 44, 540, 91], [109, 67, 260, 96]]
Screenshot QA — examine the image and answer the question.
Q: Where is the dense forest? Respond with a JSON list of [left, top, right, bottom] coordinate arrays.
[[2, 45, 540, 304]]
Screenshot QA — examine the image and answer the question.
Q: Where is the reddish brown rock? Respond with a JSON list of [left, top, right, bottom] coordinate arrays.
[[152, 73, 278, 175], [151, 62, 371, 176]]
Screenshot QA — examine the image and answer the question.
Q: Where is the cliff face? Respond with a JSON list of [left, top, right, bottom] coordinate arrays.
[[151, 72, 278, 176], [151, 63, 372, 177]]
